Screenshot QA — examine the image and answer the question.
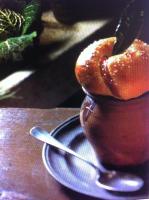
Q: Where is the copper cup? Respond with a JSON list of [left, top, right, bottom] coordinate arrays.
[[80, 90, 149, 167]]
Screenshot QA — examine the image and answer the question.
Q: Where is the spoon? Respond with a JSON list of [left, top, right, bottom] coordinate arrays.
[[30, 126, 144, 192], [113, 0, 144, 55]]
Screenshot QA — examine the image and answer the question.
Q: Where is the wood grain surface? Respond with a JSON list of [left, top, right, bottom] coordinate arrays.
[[0, 108, 93, 200]]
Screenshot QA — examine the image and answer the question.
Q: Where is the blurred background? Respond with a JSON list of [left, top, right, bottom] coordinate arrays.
[[0, 0, 131, 108]]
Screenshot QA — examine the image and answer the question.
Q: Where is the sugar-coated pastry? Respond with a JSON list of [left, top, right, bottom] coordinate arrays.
[[75, 37, 149, 100]]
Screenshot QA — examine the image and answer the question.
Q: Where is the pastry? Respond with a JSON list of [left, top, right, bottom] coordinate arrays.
[[75, 37, 149, 100]]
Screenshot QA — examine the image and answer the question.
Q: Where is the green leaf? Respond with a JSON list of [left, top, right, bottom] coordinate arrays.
[[0, 9, 24, 41], [0, 31, 37, 61], [21, 0, 39, 35]]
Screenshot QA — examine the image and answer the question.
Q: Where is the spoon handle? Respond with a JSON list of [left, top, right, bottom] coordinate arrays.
[[113, 0, 144, 55], [30, 126, 103, 171]]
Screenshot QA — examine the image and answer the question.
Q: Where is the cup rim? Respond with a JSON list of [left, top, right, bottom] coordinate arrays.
[[82, 86, 149, 105]]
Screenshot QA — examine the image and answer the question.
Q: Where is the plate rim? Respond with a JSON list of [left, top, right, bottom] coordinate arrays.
[[42, 115, 149, 200], [42, 114, 101, 198]]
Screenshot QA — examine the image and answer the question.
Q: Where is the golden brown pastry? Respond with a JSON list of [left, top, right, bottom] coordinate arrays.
[[75, 37, 149, 100]]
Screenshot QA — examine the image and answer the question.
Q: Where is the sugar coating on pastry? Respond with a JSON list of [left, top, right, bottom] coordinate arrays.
[[75, 37, 149, 100]]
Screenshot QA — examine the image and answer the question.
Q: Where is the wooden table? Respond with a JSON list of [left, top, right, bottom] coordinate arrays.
[[1, 108, 149, 200], [1, 107, 100, 200], [0, 108, 102, 200]]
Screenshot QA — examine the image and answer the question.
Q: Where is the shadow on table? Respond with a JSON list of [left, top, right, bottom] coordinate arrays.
[[0, 16, 118, 108]]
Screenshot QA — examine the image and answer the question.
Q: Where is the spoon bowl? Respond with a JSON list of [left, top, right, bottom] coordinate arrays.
[[97, 170, 143, 192], [30, 126, 144, 192]]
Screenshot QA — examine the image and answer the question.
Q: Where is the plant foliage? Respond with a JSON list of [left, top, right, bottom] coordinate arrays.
[[0, 0, 39, 62], [0, 31, 37, 60], [0, 9, 24, 40], [22, 0, 39, 35]]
